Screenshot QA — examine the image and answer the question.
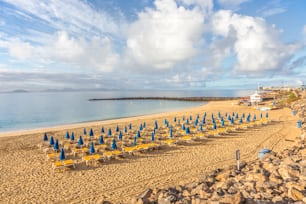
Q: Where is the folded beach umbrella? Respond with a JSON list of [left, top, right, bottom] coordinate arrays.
[[186, 127, 190, 134], [190, 115, 192, 121], [239, 118, 243, 124], [213, 123, 217, 130], [174, 117, 176, 122], [65, 131, 70, 140], [182, 116, 185, 121], [118, 131, 123, 140], [50, 136, 54, 146], [89, 142, 95, 154], [182, 123, 185, 130], [218, 112, 221, 119], [133, 136, 137, 146], [242, 113, 245, 118], [232, 112, 235, 117], [253, 114, 257, 121], [78, 136, 84, 147], [54, 139, 59, 151], [116, 125, 120, 132], [186, 118, 189, 124], [124, 126, 127, 133], [212, 118, 215, 124], [231, 118, 234, 125], [139, 124, 143, 131], [137, 130, 141, 138], [196, 114, 199, 119], [143, 122, 146, 128], [43, 133, 48, 142], [235, 113, 239, 119], [71, 133, 75, 142], [154, 121, 158, 129], [83, 128, 87, 135], [199, 124, 203, 131], [107, 128, 112, 137], [164, 119, 167, 125], [59, 148, 65, 161], [169, 128, 173, 138], [99, 135, 104, 144], [221, 120, 225, 127], [266, 112, 269, 118], [111, 139, 117, 150], [225, 112, 228, 117], [194, 119, 198, 126], [202, 117, 206, 124], [204, 112, 206, 117], [151, 132, 155, 141], [129, 123, 132, 130], [260, 113, 263, 119], [89, 128, 94, 137], [101, 127, 105, 133]]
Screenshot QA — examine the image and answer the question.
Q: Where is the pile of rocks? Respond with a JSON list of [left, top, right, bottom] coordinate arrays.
[[130, 142, 306, 204], [291, 90, 306, 133], [128, 95, 306, 204]]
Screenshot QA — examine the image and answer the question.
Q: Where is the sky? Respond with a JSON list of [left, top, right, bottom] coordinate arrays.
[[0, 0, 305, 92]]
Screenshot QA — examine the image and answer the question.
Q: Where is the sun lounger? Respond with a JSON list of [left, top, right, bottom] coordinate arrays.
[[83, 154, 104, 166], [72, 147, 89, 156], [53, 159, 75, 171], [104, 150, 122, 160], [47, 153, 59, 161], [162, 139, 177, 145]]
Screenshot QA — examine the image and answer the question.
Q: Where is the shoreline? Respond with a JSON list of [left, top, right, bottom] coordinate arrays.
[[89, 96, 240, 101], [0, 101, 207, 138], [0, 99, 301, 203]]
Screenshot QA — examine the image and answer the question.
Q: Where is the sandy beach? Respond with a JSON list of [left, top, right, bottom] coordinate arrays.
[[0, 100, 301, 203]]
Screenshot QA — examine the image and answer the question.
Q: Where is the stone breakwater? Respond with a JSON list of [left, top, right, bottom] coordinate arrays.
[[127, 96, 306, 204]]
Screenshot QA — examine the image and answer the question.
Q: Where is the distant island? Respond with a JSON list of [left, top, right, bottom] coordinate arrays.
[[88, 96, 240, 102]]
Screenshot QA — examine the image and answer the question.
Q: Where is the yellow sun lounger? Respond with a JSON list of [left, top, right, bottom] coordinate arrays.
[[47, 153, 59, 161], [123, 146, 138, 154], [53, 159, 75, 171], [104, 150, 122, 160], [162, 139, 177, 145], [83, 154, 103, 166], [72, 147, 89, 156]]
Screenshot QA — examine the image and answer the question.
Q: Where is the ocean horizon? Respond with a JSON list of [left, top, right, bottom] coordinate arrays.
[[0, 89, 254, 133]]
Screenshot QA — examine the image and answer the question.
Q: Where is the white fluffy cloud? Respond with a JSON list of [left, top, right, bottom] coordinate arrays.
[[1, 31, 119, 71], [125, 0, 204, 69], [304, 25, 306, 36], [211, 10, 298, 73]]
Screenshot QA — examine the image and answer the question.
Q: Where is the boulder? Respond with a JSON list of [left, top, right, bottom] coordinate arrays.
[[288, 186, 306, 201]]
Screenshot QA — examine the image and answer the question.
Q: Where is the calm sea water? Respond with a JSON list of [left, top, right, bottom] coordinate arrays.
[[0, 89, 253, 132]]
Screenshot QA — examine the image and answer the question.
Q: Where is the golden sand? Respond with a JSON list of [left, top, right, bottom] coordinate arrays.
[[0, 100, 301, 203]]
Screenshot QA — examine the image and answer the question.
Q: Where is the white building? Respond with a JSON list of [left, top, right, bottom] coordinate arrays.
[[250, 91, 262, 105]]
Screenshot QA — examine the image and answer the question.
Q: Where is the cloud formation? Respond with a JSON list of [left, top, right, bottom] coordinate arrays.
[[0, 0, 305, 91], [124, 0, 204, 69], [211, 10, 298, 74]]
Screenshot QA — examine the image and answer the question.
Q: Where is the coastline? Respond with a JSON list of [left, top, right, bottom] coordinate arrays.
[[0, 102, 207, 138], [0, 99, 301, 203]]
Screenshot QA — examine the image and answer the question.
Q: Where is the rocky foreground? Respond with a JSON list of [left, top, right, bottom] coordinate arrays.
[[128, 93, 306, 204]]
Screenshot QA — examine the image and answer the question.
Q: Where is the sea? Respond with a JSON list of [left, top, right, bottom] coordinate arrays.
[[0, 89, 254, 133]]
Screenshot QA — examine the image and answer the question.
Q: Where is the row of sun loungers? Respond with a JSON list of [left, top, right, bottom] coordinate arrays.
[[43, 114, 271, 171]]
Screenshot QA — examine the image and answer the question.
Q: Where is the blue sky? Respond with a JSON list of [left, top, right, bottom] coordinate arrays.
[[0, 0, 305, 92]]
